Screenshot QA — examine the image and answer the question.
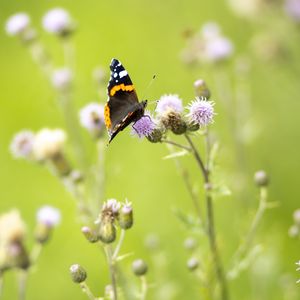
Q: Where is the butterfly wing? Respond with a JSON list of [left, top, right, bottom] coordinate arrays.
[[104, 59, 140, 142]]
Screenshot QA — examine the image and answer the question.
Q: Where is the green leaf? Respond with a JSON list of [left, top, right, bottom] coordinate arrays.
[[163, 150, 189, 160]]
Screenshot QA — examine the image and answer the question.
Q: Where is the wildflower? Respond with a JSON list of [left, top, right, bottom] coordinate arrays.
[[70, 264, 87, 283], [293, 209, 300, 224], [79, 103, 105, 138], [35, 206, 61, 244], [102, 199, 121, 216], [81, 226, 99, 243], [132, 113, 156, 138], [118, 202, 133, 230], [156, 94, 183, 115], [194, 79, 211, 99], [5, 13, 30, 36], [226, 0, 262, 18], [184, 237, 198, 251], [201, 22, 221, 40], [10, 130, 35, 160], [132, 259, 148, 276], [42, 8, 74, 36], [288, 225, 299, 237], [147, 128, 164, 143], [186, 98, 215, 127], [51, 68, 72, 91], [285, 0, 300, 22], [33, 128, 66, 161], [37, 206, 61, 227], [204, 36, 233, 63]]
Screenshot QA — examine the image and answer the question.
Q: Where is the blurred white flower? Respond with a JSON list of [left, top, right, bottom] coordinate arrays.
[[33, 128, 66, 160], [79, 103, 105, 137], [0, 210, 26, 244], [204, 36, 233, 62], [5, 13, 30, 36], [42, 8, 73, 35], [37, 206, 61, 227], [10, 130, 35, 159], [201, 22, 221, 40], [227, 0, 262, 18], [51, 68, 72, 91]]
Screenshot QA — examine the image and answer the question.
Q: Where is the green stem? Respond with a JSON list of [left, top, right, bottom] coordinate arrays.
[[0, 274, 3, 298], [80, 281, 97, 300], [95, 139, 106, 210], [105, 246, 118, 300], [184, 133, 229, 300], [18, 270, 28, 300], [30, 243, 43, 264], [112, 229, 126, 261], [140, 276, 148, 300], [162, 139, 191, 151]]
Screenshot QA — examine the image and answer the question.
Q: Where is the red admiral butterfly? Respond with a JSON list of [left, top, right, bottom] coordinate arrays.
[[104, 58, 147, 143]]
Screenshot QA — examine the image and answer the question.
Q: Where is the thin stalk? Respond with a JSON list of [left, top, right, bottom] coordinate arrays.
[[140, 276, 148, 300], [80, 282, 97, 300], [112, 229, 126, 261], [95, 139, 106, 209], [18, 270, 28, 300], [162, 139, 191, 151], [30, 243, 42, 264], [62, 37, 75, 70], [231, 187, 268, 265], [0, 274, 3, 298], [184, 133, 229, 300], [105, 246, 118, 300]]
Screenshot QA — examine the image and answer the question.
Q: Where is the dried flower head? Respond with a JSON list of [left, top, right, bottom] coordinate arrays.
[[37, 206, 61, 228], [186, 97, 215, 127], [156, 94, 183, 115], [51, 68, 72, 91], [131, 112, 156, 138], [5, 13, 30, 36], [0, 210, 26, 244], [79, 103, 105, 137], [33, 128, 66, 161], [10, 130, 35, 160], [42, 8, 74, 36]]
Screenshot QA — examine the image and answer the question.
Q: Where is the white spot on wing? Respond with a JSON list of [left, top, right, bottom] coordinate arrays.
[[119, 70, 128, 78], [113, 73, 118, 78]]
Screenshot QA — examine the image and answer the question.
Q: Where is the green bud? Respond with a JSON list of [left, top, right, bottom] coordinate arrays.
[[81, 226, 99, 243], [51, 153, 71, 177], [187, 257, 199, 271], [98, 218, 116, 244], [132, 259, 148, 276], [35, 223, 52, 244], [187, 122, 200, 132], [254, 170, 269, 187], [147, 128, 163, 143], [194, 79, 211, 99], [70, 264, 87, 283], [161, 111, 187, 135], [118, 205, 133, 230]]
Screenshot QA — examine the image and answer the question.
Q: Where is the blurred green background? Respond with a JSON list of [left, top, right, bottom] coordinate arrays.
[[1, 0, 300, 299]]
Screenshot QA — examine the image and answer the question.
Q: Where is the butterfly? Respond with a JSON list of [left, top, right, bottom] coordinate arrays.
[[104, 58, 147, 143]]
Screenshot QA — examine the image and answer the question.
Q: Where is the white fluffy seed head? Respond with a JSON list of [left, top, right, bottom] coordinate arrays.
[[5, 13, 30, 36], [10, 130, 35, 159], [37, 206, 61, 227]]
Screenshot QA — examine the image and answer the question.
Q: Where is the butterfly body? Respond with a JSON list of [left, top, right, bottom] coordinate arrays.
[[104, 58, 147, 143]]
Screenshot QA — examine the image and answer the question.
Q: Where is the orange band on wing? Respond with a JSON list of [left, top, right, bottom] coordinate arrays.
[[104, 103, 112, 129], [109, 84, 134, 96]]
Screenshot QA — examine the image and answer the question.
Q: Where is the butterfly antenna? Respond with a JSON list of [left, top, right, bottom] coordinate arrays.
[[141, 74, 156, 101]]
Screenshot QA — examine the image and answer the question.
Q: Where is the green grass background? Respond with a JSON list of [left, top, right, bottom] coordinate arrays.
[[1, 0, 300, 299]]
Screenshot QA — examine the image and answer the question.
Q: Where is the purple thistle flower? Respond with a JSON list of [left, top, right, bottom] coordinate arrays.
[[155, 94, 183, 114], [131, 112, 156, 138], [187, 97, 215, 127]]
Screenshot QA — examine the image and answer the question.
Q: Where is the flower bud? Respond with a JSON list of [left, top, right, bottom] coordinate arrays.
[[81, 226, 99, 243], [146, 128, 163, 143], [98, 218, 116, 244], [187, 122, 200, 132], [194, 79, 211, 99], [132, 259, 148, 276], [254, 170, 269, 187], [118, 204, 133, 230], [51, 152, 72, 176], [184, 237, 198, 251], [35, 223, 52, 244], [161, 111, 187, 135], [187, 257, 199, 271], [70, 264, 87, 283]]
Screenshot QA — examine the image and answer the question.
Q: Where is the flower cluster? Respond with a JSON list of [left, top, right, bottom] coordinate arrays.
[[181, 22, 234, 65], [10, 128, 71, 176], [0, 206, 60, 273], [131, 91, 215, 141]]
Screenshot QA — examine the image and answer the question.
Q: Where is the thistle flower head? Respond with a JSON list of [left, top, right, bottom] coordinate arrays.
[[0, 210, 26, 244], [37, 206, 61, 228], [204, 36, 233, 62], [101, 199, 121, 217], [42, 8, 73, 36], [79, 103, 105, 137], [51, 68, 72, 91], [156, 94, 183, 115], [10, 130, 35, 160], [33, 128, 66, 161], [131, 112, 156, 138], [186, 98, 215, 127], [5, 13, 30, 36]]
